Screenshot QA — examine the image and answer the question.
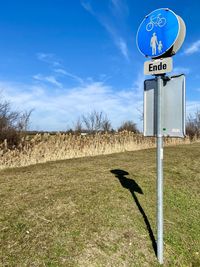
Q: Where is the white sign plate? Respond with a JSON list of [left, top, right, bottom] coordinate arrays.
[[144, 57, 173, 75], [144, 74, 185, 137]]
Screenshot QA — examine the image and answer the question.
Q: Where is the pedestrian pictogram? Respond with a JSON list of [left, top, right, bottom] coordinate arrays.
[[149, 33, 164, 56], [150, 32, 158, 55], [158, 41, 163, 53]]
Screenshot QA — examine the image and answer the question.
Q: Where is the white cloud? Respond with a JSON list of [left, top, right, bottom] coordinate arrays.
[[184, 40, 200, 55], [36, 52, 61, 66], [37, 53, 53, 61], [33, 74, 63, 88], [81, 1, 129, 60], [81, 1, 94, 14], [97, 18, 129, 60], [54, 69, 84, 84], [117, 38, 129, 60], [111, 0, 120, 9], [36, 53, 84, 85], [110, 0, 129, 17], [54, 68, 67, 75], [2, 77, 200, 131], [0, 74, 144, 131], [186, 101, 200, 117], [172, 67, 190, 75]]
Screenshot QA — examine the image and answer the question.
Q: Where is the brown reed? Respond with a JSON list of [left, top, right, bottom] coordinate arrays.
[[0, 132, 191, 169]]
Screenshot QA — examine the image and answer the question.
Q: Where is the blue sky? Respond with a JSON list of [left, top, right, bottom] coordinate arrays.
[[0, 0, 200, 130]]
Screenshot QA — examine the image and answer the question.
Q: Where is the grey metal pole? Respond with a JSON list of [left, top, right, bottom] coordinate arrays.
[[156, 75, 164, 265]]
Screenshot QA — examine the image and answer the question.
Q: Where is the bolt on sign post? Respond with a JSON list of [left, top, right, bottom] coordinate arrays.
[[136, 8, 186, 265]]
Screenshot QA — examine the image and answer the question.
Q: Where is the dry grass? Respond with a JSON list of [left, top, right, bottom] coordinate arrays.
[[0, 132, 190, 169], [0, 143, 199, 266]]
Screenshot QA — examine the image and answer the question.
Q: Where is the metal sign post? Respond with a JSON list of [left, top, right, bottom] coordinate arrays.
[[144, 73, 185, 263], [136, 7, 186, 265], [156, 75, 164, 264]]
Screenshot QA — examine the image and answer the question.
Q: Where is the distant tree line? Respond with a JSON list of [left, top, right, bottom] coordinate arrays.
[[0, 96, 32, 148], [186, 110, 200, 140], [72, 110, 140, 134], [1, 95, 200, 149]]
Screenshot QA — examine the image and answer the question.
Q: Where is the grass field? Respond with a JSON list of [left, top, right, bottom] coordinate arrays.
[[0, 143, 200, 266]]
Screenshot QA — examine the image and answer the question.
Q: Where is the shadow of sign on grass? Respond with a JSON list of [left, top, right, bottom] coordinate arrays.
[[110, 169, 157, 256]]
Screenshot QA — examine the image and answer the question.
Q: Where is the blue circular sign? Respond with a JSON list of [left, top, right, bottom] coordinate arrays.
[[136, 8, 180, 58]]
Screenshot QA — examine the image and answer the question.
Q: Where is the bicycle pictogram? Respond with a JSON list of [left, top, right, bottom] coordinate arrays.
[[146, 14, 166, 32]]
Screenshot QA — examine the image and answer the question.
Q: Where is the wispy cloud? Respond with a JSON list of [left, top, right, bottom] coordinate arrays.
[[101, 18, 129, 60], [184, 40, 200, 55], [33, 74, 63, 88], [36, 53, 85, 85], [110, 0, 129, 17], [54, 69, 84, 84], [36, 53, 61, 66], [186, 101, 200, 115], [111, 0, 120, 10], [172, 67, 190, 75], [54, 69, 68, 75], [117, 38, 129, 59], [81, 1, 129, 60], [81, 0, 94, 14]]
